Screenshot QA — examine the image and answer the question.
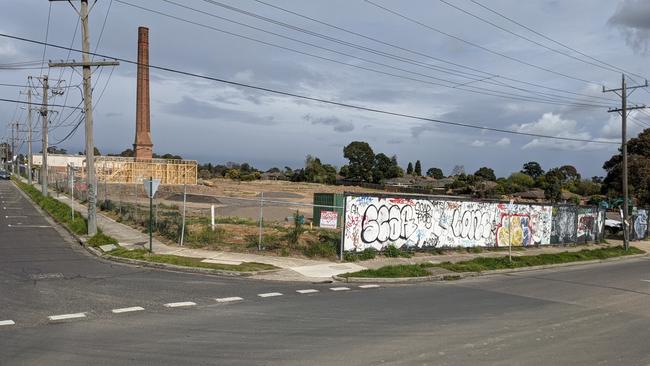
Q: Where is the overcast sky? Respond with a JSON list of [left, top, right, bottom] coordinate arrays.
[[2, 0, 650, 178]]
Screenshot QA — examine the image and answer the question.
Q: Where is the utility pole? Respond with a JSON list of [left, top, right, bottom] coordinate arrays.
[[604, 74, 648, 251], [26, 85, 33, 184], [11, 122, 16, 174], [40, 75, 49, 196], [50, 0, 119, 236], [14, 121, 20, 174]]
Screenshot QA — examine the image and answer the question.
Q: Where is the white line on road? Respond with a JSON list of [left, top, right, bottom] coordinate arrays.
[[48, 313, 86, 321], [296, 289, 319, 294], [5, 215, 27, 218], [330, 287, 351, 291], [358, 284, 380, 289], [641, 280, 650, 283], [112, 307, 145, 314], [7, 224, 51, 228], [0, 320, 15, 326], [258, 292, 283, 298], [216, 297, 244, 303], [163, 302, 196, 308]]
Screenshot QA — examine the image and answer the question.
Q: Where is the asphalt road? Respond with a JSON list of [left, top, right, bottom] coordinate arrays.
[[1, 180, 649, 365]]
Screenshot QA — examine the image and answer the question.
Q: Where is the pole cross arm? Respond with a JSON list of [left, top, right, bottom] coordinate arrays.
[[48, 60, 120, 68]]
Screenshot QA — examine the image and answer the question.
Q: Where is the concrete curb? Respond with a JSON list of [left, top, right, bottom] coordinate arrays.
[[12, 179, 280, 279], [99, 254, 268, 277], [335, 253, 648, 283]]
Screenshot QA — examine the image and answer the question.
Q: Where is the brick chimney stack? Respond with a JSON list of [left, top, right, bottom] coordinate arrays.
[[133, 26, 153, 160]]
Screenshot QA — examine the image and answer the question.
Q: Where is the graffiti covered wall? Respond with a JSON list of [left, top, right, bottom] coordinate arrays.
[[632, 209, 648, 240], [343, 195, 553, 252], [551, 206, 577, 244]]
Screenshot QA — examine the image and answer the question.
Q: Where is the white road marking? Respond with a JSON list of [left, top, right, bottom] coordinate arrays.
[[8, 224, 51, 228], [5, 215, 27, 218], [163, 301, 196, 308], [358, 284, 380, 289], [330, 287, 351, 291], [257, 292, 283, 298], [215, 297, 244, 303], [641, 280, 650, 283], [112, 306, 145, 314], [0, 320, 15, 326], [48, 313, 86, 321], [296, 289, 319, 294]]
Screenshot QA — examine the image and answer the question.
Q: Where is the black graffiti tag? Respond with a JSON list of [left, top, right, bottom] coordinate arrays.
[[415, 201, 433, 229], [361, 204, 418, 244]]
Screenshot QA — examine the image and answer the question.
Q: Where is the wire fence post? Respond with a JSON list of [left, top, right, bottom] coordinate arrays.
[[180, 181, 187, 246], [211, 204, 215, 231], [69, 164, 74, 220], [258, 192, 264, 251]]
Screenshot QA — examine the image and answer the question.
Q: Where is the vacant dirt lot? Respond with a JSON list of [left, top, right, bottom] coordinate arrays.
[[100, 178, 380, 223]]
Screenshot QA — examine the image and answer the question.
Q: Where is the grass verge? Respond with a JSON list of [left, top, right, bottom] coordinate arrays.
[[341, 246, 644, 278], [13, 177, 88, 234], [87, 232, 119, 247], [107, 247, 278, 272], [13, 177, 120, 246]]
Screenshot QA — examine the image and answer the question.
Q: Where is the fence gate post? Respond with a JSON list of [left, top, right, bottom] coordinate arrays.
[[258, 192, 264, 251]]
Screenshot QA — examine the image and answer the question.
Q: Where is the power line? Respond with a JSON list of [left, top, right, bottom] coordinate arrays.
[[117, 0, 611, 108], [363, 0, 602, 86], [436, 0, 640, 78], [91, 0, 115, 102], [467, 0, 648, 82], [0, 32, 618, 146], [0, 96, 83, 110], [246, 0, 619, 103], [40, 3, 52, 77]]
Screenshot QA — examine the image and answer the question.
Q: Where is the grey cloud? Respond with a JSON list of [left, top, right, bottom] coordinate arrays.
[[609, 0, 650, 53], [411, 123, 436, 138], [163, 96, 275, 125], [387, 138, 403, 144], [303, 114, 354, 133]]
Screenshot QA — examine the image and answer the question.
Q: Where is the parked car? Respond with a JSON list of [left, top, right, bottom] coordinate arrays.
[[0, 170, 10, 180]]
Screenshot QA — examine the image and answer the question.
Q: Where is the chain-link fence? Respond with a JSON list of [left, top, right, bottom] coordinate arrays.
[[40, 174, 650, 260], [47, 178, 345, 260]]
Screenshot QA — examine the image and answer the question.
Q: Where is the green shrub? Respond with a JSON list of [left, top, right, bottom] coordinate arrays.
[[285, 210, 305, 247], [246, 233, 283, 250], [187, 227, 226, 245], [384, 244, 412, 258], [344, 248, 377, 262], [303, 241, 337, 258], [87, 232, 119, 247], [99, 199, 115, 211]]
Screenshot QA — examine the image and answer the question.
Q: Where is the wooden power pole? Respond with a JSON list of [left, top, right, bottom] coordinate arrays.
[[49, 0, 119, 236], [40, 75, 49, 197], [604, 74, 648, 251]]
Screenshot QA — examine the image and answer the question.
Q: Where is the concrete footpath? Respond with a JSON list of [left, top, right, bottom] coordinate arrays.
[[22, 179, 650, 281]]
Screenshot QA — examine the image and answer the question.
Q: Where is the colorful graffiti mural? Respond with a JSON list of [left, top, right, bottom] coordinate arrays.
[[343, 195, 553, 252]]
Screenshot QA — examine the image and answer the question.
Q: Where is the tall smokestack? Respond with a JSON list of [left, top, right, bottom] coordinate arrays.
[[134, 26, 153, 160]]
